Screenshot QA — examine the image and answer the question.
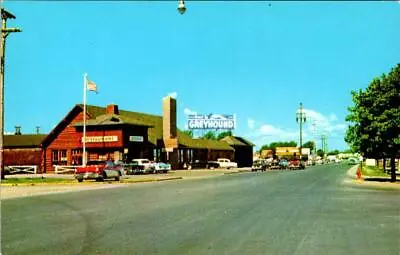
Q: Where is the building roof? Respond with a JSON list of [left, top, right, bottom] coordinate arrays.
[[72, 113, 153, 128], [4, 134, 47, 148], [221, 136, 255, 147]]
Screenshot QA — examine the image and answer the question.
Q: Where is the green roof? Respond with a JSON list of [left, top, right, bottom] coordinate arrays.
[[221, 136, 255, 147], [81, 104, 234, 150], [178, 131, 233, 150], [4, 134, 47, 148], [72, 113, 153, 127]]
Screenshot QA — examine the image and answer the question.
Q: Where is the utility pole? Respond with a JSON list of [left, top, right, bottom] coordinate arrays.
[[1, 8, 22, 179], [320, 134, 328, 156], [296, 102, 306, 159], [312, 121, 317, 156]]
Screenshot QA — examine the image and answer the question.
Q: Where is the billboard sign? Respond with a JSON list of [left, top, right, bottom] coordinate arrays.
[[187, 114, 236, 130]]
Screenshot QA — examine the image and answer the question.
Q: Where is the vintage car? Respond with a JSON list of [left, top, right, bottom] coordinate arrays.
[[74, 160, 123, 182], [288, 159, 306, 170], [186, 160, 220, 170], [124, 161, 145, 175], [132, 159, 155, 174], [152, 161, 171, 173], [251, 159, 268, 172]]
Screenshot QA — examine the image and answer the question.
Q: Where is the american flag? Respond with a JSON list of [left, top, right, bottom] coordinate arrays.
[[87, 79, 97, 93]]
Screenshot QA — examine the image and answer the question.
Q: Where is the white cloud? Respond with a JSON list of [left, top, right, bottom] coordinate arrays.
[[246, 123, 299, 149], [329, 114, 338, 122], [303, 109, 345, 134], [184, 108, 197, 115], [247, 118, 255, 129], [245, 109, 347, 150], [167, 92, 177, 98], [4, 131, 14, 135]]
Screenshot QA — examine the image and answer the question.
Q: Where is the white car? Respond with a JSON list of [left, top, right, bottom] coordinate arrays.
[[132, 159, 154, 174], [217, 158, 238, 169]]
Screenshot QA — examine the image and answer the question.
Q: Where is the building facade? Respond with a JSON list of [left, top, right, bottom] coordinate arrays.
[[38, 97, 252, 172]]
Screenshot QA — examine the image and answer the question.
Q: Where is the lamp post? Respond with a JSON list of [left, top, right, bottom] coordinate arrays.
[[177, 0, 186, 14], [296, 102, 306, 160], [1, 8, 22, 179]]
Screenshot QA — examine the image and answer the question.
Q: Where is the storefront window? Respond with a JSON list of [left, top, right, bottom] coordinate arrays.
[[71, 149, 82, 165], [52, 150, 67, 165]]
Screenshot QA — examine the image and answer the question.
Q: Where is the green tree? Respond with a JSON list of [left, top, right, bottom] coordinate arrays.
[[302, 141, 315, 151], [345, 64, 400, 182], [217, 130, 232, 140], [258, 141, 298, 154], [202, 131, 217, 140], [327, 150, 340, 156], [182, 130, 193, 138], [316, 149, 324, 158]]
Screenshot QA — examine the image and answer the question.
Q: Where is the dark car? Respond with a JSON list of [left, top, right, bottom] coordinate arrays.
[[252, 159, 268, 172], [187, 160, 220, 169]]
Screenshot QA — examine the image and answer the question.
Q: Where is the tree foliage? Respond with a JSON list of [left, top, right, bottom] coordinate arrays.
[[259, 141, 297, 152], [345, 63, 400, 182], [217, 130, 232, 140], [201, 131, 217, 140], [302, 141, 315, 151], [316, 149, 324, 158], [182, 130, 193, 138]]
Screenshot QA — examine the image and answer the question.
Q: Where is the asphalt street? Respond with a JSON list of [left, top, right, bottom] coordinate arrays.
[[2, 164, 399, 255]]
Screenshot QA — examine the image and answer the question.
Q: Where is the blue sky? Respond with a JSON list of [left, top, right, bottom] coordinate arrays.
[[4, 1, 400, 151]]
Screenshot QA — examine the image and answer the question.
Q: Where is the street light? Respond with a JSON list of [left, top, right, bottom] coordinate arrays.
[[177, 0, 186, 15], [296, 102, 306, 159], [1, 8, 22, 179]]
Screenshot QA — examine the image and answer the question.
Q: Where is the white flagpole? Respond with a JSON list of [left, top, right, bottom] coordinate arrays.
[[83, 73, 87, 166]]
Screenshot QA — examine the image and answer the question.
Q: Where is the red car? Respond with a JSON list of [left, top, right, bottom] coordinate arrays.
[[74, 160, 123, 182], [288, 159, 306, 170]]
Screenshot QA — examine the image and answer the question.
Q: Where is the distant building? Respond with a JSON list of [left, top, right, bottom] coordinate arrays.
[[4, 129, 46, 168]]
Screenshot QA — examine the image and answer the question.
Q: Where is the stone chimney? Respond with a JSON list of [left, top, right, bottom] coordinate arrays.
[[14, 126, 21, 135], [106, 104, 119, 115], [163, 96, 177, 139]]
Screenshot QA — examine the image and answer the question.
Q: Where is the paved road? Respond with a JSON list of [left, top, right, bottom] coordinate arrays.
[[2, 164, 399, 255]]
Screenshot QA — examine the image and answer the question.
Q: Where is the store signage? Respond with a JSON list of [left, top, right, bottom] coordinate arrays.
[[82, 136, 118, 143], [129, 136, 144, 142], [187, 114, 236, 130]]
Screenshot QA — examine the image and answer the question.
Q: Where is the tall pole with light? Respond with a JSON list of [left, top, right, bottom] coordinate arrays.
[[177, 0, 186, 14], [1, 8, 22, 179], [296, 103, 306, 160]]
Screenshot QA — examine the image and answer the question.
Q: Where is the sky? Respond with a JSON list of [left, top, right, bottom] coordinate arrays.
[[3, 1, 400, 151]]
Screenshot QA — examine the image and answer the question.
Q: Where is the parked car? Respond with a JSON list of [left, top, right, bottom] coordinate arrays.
[[216, 158, 238, 169], [132, 159, 155, 174], [252, 159, 268, 172], [124, 160, 145, 175], [269, 160, 282, 170], [152, 161, 171, 173], [288, 159, 306, 170], [74, 160, 123, 182], [186, 160, 220, 169], [279, 159, 289, 169]]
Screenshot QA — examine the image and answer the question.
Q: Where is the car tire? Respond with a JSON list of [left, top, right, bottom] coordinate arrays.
[[77, 178, 83, 183], [115, 172, 121, 181]]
